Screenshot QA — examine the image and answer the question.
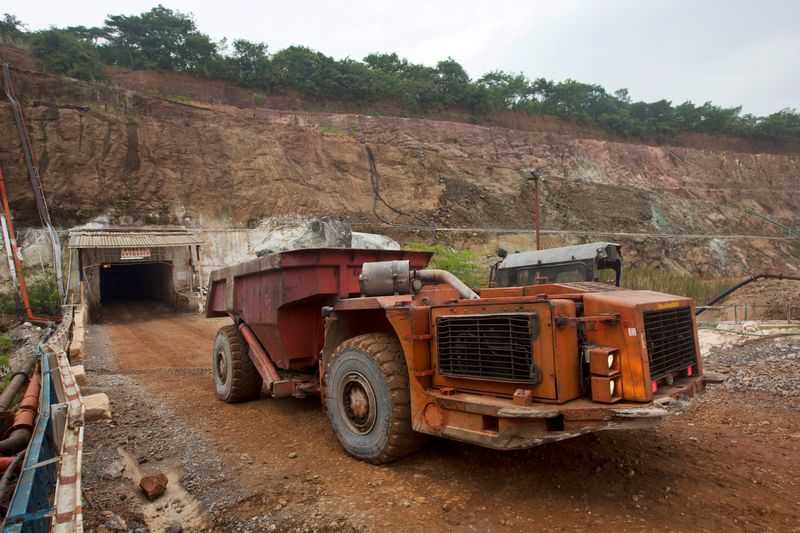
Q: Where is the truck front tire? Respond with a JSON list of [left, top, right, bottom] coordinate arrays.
[[213, 325, 263, 402], [325, 333, 425, 463]]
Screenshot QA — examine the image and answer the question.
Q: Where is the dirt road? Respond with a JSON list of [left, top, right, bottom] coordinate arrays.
[[81, 302, 800, 532]]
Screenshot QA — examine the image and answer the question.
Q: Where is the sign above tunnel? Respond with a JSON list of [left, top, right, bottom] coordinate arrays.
[[120, 248, 152, 261]]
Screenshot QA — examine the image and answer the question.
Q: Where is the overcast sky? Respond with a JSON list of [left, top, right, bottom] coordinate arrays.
[[8, 0, 799, 115]]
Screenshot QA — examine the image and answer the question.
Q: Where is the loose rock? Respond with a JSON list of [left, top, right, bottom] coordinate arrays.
[[139, 473, 169, 500]]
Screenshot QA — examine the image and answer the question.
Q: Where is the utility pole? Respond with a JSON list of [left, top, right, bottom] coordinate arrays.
[[521, 169, 543, 250]]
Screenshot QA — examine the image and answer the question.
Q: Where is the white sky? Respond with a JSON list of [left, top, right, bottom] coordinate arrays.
[[8, 0, 800, 115]]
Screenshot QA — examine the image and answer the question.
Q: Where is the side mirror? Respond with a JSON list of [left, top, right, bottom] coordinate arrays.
[[496, 248, 508, 259]]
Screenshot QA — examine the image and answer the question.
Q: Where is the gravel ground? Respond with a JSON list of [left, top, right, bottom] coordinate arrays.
[[704, 334, 800, 405], [82, 322, 250, 532], [3, 321, 49, 373]]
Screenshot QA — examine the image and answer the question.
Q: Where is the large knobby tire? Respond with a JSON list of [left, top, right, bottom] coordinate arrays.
[[213, 325, 263, 403], [325, 333, 425, 463]]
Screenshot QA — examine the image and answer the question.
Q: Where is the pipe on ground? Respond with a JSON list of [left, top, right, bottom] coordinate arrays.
[[0, 371, 40, 456], [416, 269, 480, 300], [0, 455, 22, 473], [0, 452, 25, 503]]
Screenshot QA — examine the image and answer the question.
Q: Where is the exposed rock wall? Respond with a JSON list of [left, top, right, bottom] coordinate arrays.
[[0, 68, 798, 277]]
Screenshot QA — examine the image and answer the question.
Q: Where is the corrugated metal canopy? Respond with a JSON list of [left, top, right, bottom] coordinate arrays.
[[67, 228, 202, 249]]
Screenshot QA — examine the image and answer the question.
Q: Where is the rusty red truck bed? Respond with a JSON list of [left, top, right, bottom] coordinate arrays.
[[205, 248, 431, 370]]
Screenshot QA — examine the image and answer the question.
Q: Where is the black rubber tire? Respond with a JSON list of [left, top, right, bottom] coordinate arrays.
[[324, 333, 425, 463], [213, 325, 263, 403]]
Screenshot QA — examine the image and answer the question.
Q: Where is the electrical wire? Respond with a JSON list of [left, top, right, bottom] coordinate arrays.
[[365, 145, 436, 232], [3, 64, 64, 300]]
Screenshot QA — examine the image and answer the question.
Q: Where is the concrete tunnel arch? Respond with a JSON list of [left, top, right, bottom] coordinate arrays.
[[66, 227, 203, 317]]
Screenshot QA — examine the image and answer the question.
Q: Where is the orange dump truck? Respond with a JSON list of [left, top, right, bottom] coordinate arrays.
[[206, 248, 705, 463]]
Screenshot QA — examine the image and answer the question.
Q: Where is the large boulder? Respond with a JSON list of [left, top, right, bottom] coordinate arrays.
[[351, 232, 401, 250], [254, 217, 400, 255], [255, 217, 352, 256]]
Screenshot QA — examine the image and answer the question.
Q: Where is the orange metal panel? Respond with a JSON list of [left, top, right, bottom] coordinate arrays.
[[551, 299, 581, 402], [582, 289, 698, 402], [429, 300, 558, 401]]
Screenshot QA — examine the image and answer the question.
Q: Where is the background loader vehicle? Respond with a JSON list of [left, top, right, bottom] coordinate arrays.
[[205, 248, 705, 463], [492, 242, 623, 287]]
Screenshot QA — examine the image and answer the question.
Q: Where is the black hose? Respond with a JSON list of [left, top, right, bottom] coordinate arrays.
[[696, 272, 800, 315], [365, 145, 436, 232], [0, 452, 25, 504], [0, 429, 31, 456]]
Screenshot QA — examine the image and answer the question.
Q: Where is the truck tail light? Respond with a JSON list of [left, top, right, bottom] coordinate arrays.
[[652, 381, 657, 393]]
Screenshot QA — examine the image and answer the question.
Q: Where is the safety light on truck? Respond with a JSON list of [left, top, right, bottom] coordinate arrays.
[[589, 347, 620, 376], [591, 376, 622, 403]]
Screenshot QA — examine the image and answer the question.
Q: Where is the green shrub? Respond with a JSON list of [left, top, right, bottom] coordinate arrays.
[[0, 335, 12, 375], [252, 92, 263, 106], [0, 268, 60, 317], [405, 242, 486, 287], [319, 124, 344, 136], [166, 94, 191, 104], [0, 293, 15, 315]]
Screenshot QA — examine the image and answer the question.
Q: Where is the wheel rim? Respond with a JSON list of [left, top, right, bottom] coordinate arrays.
[[215, 348, 228, 385], [338, 371, 377, 435]]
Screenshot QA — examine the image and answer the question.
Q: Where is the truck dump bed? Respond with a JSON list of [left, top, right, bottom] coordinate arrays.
[[205, 248, 431, 370]]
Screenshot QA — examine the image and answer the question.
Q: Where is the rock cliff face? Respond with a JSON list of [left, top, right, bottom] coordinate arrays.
[[0, 66, 798, 276]]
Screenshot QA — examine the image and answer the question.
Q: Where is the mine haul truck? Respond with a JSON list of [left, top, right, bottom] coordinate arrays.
[[205, 248, 705, 463]]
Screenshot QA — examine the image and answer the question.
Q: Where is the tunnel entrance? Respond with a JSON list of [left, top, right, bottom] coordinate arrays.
[[67, 227, 204, 318], [99, 262, 174, 303]]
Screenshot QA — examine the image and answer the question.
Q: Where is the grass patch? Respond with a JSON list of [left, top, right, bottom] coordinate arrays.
[[319, 124, 345, 136], [405, 242, 486, 287], [0, 335, 11, 393], [623, 268, 734, 305], [166, 94, 191, 104]]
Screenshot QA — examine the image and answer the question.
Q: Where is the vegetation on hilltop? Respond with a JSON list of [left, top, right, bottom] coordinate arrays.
[[2, 8, 799, 141]]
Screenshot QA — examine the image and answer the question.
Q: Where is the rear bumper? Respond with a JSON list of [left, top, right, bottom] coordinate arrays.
[[416, 376, 704, 450]]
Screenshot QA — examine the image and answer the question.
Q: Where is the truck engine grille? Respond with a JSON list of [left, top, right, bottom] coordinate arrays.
[[643, 306, 698, 381], [436, 313, 539, 383]]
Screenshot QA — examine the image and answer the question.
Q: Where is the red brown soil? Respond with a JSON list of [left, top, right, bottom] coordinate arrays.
[[82, 304, 800, 531], [0, 46, 41, 72]]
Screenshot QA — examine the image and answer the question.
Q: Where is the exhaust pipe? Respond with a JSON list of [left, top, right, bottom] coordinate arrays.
[[360, 261, 480, 300], [415, 269, 479, 300]]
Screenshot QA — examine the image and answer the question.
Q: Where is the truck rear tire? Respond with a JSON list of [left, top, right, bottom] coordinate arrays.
[[213, 325, 263, 403], [325, 333, 425, 463]]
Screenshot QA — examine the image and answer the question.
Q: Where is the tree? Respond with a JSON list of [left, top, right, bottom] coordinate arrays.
[[477, 70, 533, 109], [229, 39, 271, 88], [102, 5, 217, 73], [0, 13, 25, 37], [64, 25, 107, 44], [756, 108, 800, 139], [435, 58, 471, 107], [271, 46, 337, 98], [30, 29, 105, 80]]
